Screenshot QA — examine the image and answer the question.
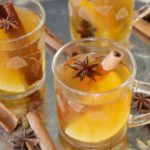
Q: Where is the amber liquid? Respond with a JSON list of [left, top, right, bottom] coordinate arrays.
[[0, 6, 45, 94], [69, 0, 134, 44], [56, 53, 132, 147]]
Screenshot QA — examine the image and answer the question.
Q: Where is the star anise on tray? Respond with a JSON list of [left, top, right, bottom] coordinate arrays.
[[0, 16, 18, 32], [68, 56, 100, 81], [12, 129, 41, 150], [77, 19, 96, 38], [132, 93, 150, 113]]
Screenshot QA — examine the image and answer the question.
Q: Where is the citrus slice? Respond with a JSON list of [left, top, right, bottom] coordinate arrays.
[[0, 55, 26, 93], [65, 83, 130, 143], [79, 71, 123, 105], [91, 71, 123, 92], [65, 110, 127, 143], [0, 70, 26, 93]]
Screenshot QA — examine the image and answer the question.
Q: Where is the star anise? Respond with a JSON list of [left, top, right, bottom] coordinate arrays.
[[69, 56, 100, 81], [12, 129, 41, 150], [132, 93, 150, 113], [77, 19, 96, 38], [0, 16, 18, 32]]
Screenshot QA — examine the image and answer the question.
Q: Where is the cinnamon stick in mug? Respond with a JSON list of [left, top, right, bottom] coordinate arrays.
[[26, 112, 56, 150], [100, 50, 124, 73]]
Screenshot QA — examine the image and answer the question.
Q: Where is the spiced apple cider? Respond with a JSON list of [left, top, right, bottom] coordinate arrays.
[[55, 50, 132, 145], [69, 0, 134, 44], [0, 1, 45, 96]]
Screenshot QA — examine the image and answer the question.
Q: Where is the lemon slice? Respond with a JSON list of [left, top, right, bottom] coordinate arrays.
[[0, 83, 26, 93], [65, 110, 127, 143], [65, 85, 130, 143], [91, 71, 123, 92], [79, 71, 123, 105], [0, 56, 26, 93], [0, 70, 26, 93]]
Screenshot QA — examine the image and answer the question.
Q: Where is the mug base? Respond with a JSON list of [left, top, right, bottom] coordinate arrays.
[[58, 125, 127, 150]]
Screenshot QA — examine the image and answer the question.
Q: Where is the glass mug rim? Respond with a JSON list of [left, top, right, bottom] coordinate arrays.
[[52, 37, 137, 96], [0, 0, 45, 44]]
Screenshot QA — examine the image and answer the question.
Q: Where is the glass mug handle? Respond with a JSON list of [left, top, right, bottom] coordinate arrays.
[[133, 1, 150, 23], [129, 80, 150, 128]]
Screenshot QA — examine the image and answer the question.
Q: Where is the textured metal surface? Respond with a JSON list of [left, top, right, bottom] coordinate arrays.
[[0, 0, 149, 149]]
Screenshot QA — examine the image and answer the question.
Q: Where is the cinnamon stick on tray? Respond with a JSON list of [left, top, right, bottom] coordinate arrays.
[[45, 27, 64, 51], [45, 27, 79, 57], [26, 112, 56, 150], [0, 102, 18, 133]]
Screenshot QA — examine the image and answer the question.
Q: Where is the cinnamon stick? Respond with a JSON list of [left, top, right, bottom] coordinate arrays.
[[45, 27, 64, 51], [2, 0, 19, 21], [133, 18, 150, 38], [26, 112, 56, 150], [0, 4, 7, 19], [133, 27, 150, 46], [0, 102, 18, 132], [101, 50, 123, 72], [0, 0, 23, 36], [45, 27, 77, 57]]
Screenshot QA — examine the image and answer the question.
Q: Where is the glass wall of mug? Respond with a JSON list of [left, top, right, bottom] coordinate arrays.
[[58, 132, 127, 150], [68, 0, 149, 45], [0, 0, 45, 99], [52, 38, 150, 149]]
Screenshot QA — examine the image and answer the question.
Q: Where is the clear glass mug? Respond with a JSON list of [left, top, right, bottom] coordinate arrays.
[[68, 0, 150, 45], [52, 38, 150, 149], [0, 0, 45, 99]]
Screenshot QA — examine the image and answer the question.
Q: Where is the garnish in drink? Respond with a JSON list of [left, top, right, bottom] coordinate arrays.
[[56, 51, 131, 143], [68, 56, 99, 81]]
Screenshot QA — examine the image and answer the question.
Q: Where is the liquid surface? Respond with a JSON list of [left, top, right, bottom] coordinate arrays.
[[58, 53, 130, 93]]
